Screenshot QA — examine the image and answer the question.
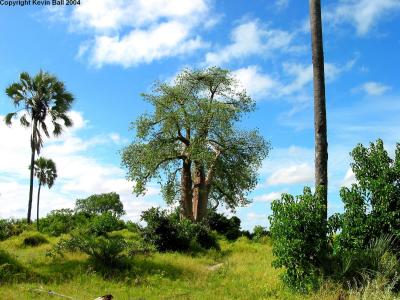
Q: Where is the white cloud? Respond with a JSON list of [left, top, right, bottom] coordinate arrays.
[[233, 65, 280, 99], [341, 168, 356, 187], [361, 82, 391, 96], [47, 0, 213, 67], [204, 20, 294, 66], [327, 0, 400, 36], [0, 111, 159, 221], [267, 163, 314, 186], [254, 192, 282, 202], [232, 58, 354, 102], [91, 22, 207, 68], [275, 0, 289, 10], [246, 212, 267, 222], [70, 0, 209, 33]]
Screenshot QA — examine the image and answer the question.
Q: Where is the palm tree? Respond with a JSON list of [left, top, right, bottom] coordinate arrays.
[[4, 71, 74, 224], [33, 157, 57, 230], [309, 0, 328, 219]]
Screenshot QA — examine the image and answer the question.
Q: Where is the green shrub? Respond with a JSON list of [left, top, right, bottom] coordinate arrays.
[[75, 192, 125, 217], [23, 233, 49, 247], [269, 187, 328, 292], [0, 219, 27, 240], [335, 140, 400, 254], [55, 233, 128, 268], [39, 209, 83, 236], [206, 211, 242, 241], [252, 225, 269, 242], [141, 207, 191, 252], [333, 235, 400, 288], [125, 220, 142, 233], [88, 212, 125, 236], [141, 207, 219, 252]]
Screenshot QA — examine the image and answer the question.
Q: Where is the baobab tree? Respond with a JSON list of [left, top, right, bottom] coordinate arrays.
[[122, 67, 269, 221]]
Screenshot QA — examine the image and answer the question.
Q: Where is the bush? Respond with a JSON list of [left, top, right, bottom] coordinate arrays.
[[269, 187, 328, 292], [335, 140, 400, 254], [207, 211, 242, 241], [252, 225, 269, 242], [333, 235, 400, 288], [88, 212, 125, 236], [75, 192, 125, 217], [0, 219, 27, 240], [125, 220, 142, 233], [23, 233, 49, 247], [40, 209, 82, 236], [141, 207, 219, 252], [55, 233, 128, 268]]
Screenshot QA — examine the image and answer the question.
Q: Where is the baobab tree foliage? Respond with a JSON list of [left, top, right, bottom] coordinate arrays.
[[122, 67, 269, 221]]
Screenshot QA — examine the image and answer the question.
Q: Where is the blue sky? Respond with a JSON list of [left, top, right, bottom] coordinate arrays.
[[0, 0, 399, 229]]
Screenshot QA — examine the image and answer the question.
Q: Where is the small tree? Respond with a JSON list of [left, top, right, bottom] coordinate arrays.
[[75, 192, 125, 218], [122, 67, 269, 221], [33, 157, 57, 230], [269, 187, 328, 292], [337, 139, 400, 253], [5, 71, 74, 223]]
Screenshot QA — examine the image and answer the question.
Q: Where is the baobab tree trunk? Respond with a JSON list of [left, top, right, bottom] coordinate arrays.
[[180, 159, 194, 220], [309, 0, 328, 219], [36, 182, 42, 230], [27, 120, 38, 224], [192, 164, 209, 221]]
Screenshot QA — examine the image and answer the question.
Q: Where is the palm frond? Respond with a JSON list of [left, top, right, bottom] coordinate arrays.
[[4, 112, 16, 125], [5, 83, 25, 105], [53, 122, 62, 136], [20, 114, 31, 127], [60, 114, 73, 127]]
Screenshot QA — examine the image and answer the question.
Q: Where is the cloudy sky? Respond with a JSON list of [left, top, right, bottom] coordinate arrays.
[[0, 0, 399, 229]]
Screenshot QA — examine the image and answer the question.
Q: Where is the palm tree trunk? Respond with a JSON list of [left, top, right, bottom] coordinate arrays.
[[309, 0, 328, 219], [27, 120, 37, 224], [36, 182, 41, 231]]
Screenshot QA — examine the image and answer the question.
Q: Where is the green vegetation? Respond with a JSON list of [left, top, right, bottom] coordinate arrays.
[[2, 66, 399, 299], [269, 187, 328, 292], [1, 229, 342, 300], [269, 140, 400, 297]]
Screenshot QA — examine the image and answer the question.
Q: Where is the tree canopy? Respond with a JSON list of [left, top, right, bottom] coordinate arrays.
[[122, 67, 269, 221], [75, 192, 126, 218]]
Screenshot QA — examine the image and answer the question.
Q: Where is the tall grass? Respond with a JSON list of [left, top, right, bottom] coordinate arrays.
[[0, 231, 346, 299]]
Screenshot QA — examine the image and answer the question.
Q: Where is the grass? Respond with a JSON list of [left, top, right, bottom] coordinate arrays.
[[0, 231, 364, 299]]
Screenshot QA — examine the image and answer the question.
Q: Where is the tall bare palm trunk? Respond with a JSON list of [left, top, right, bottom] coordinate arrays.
[[27, 120, 38, 224], [36, 182, 41, 230], [309, 0, 328, 219]]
